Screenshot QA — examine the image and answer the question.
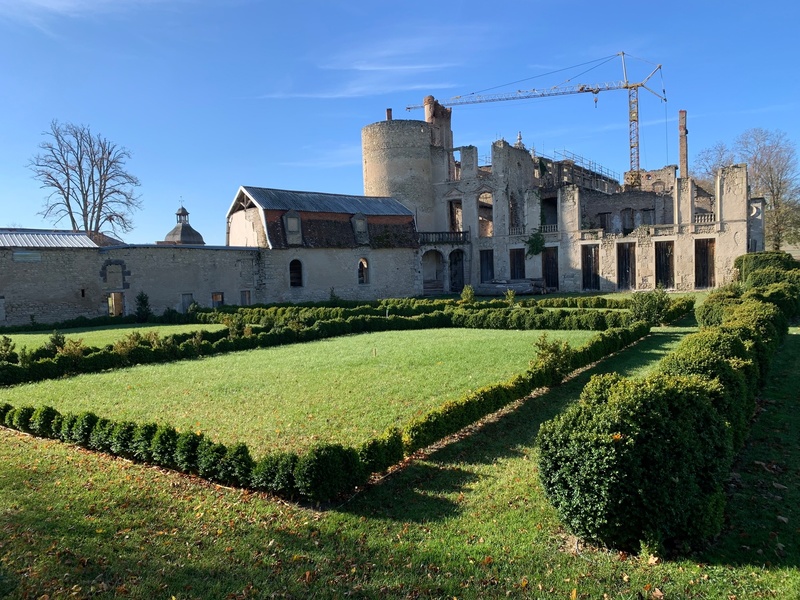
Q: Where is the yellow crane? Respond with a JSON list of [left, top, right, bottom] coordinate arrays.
[[406, 51, 666, 189]]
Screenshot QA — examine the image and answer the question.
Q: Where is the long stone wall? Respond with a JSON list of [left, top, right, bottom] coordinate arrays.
[[0, 245, 422, 328]]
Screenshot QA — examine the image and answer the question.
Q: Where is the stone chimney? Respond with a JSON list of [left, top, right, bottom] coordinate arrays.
[[679, 110, 688, 179]]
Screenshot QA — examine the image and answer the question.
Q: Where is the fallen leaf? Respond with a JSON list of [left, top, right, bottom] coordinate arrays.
[[777, 516, 789, 524]]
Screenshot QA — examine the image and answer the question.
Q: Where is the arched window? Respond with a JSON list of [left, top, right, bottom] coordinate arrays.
[[289, 259, 303, 287], [358, 258, 369, 284]]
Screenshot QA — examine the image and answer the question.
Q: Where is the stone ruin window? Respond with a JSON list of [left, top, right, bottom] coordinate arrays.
[[212, 292, 224, 308], [358, 258, 369, 284], [290, 259, 303, 287], [478, 192, 494, 237], [240, 290, 251, 305]]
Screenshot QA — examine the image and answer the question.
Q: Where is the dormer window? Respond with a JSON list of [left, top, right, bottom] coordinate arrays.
[[282, 210, 303, 246], [351, 213, 369, 245]]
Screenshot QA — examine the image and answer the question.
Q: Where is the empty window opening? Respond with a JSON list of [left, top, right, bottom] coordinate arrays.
[[541, 197, 558, 229], [450, 150, 461, 181], [695, 239, 716, 288], [449, 199, 463, 232], [212, 292, 224, 308], [480, 249, 494, 283], [290, 259, 303, 287], [617, 242, 636, 290], [358, 258, 369, 284], [509, 193, 523, 231], [81, 289, 86, 298], [108, 292, 124, 317], [621, 208, 635, 235], [478, 192, 494, 237], [509, 248, 526, 279], [449, 249, 465, 293], [543, 247, 559, 290], [655, 241, 675, 288], [582, 245, 600, 291]]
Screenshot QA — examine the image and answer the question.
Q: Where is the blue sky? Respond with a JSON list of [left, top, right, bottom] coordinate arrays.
[[1, 0, 798, 246]]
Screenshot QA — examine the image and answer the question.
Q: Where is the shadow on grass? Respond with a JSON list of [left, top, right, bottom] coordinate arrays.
[[342, 324, 693, 516], [344, 324, 800, 569]]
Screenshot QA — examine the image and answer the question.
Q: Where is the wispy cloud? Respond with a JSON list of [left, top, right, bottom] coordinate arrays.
[[0, 0, 189, 23], [260, 24, 488, 100]]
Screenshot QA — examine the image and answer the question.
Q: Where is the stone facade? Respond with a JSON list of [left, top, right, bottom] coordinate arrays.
[[362, 99, 765, 294]]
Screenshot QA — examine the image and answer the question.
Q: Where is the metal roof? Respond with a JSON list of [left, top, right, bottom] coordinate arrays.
[[0, 229, 99, 248], [240, 186, 413, 216]]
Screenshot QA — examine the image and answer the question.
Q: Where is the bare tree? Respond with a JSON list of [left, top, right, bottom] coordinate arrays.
[[29, 120, 142, 238], [695, 128, 800, 250], [735, 128, 800, 251], [691, 141, 735, 191]]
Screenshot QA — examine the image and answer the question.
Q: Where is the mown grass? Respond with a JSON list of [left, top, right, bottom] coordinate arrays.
[[1, 325, 796, 598], [0, 328, 595, 455], [3, 322, 226, 351]]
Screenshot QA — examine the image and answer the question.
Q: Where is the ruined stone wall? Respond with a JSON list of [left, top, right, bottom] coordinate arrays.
[[0, 248, 108, 326], [0, 244, 421, 327]]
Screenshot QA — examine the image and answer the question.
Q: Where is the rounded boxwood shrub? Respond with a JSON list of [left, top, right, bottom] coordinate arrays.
[[537, 373, 732, 554], [110, 421, 137, 458], [0, 402, 13, 424], [151, 425, 179, 468], [217, 442, 254, 487], [70, 411, 99, 446], [131, 422, 158, 462], [11, 406, 36, 432], [175, 430, 204, 474], [89, 418, 116, 453], [251, 452, 299, 497], [4, 408, 18, 428], [30, 405, 60, 438], [59, 413, 78, 442], [294, 444, 366, 502], [197, 438, 228, 481]]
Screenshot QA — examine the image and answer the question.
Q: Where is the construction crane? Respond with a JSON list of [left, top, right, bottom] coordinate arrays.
[[406, 52, 666, 189]]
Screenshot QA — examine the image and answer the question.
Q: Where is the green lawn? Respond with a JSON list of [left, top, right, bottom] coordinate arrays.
[[1, 325, 796, 598], [4, 323, 226, 351], [0, 328, 595, 455]]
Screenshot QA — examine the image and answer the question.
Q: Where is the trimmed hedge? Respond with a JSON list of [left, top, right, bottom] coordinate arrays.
[[538, 373, 731, 553], [538, 253, 799, 554]]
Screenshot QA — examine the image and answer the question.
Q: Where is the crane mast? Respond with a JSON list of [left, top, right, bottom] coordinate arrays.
[[406, 52, 666, 189]]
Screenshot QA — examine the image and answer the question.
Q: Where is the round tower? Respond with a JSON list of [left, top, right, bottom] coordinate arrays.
[[361, 115, 436, 231]]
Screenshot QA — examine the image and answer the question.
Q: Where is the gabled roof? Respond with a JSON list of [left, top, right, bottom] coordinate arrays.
[[231, 186, 413, 217], [0, 229, 99, 248]]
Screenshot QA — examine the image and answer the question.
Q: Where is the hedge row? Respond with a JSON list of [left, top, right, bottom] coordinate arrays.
[[0, 401, 398, 502], [537, 253, 798, 555], [0, 318, 653, 503], [2, 295, 691, 387]]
